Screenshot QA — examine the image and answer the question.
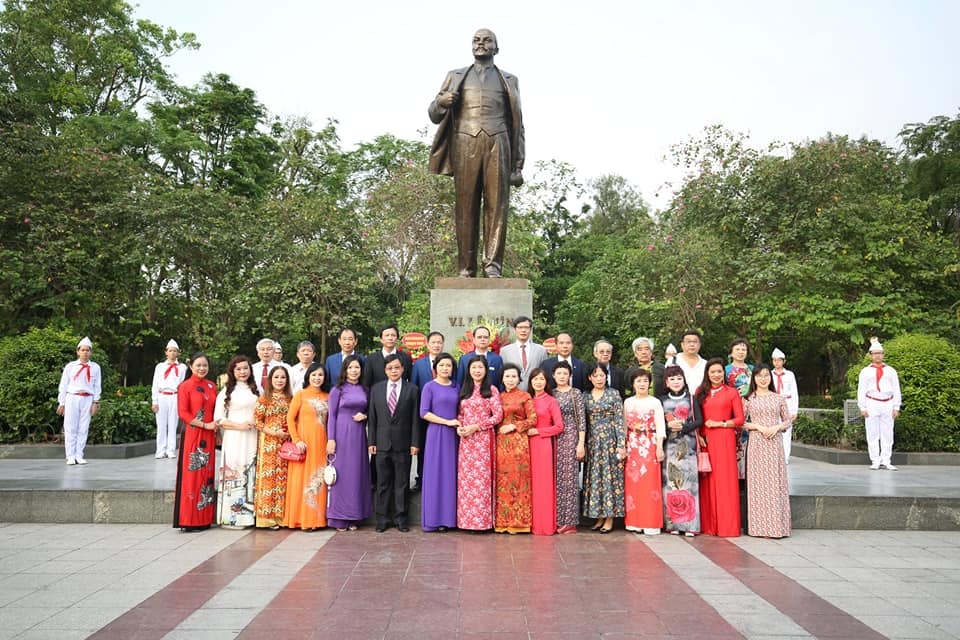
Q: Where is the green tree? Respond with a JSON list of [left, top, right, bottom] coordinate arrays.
[[662, 127, 959, 386], [900, 111, 960, 241], [0, 122, 151, 356], [149, 73, 279, 198], [0, 0, 197, 131]]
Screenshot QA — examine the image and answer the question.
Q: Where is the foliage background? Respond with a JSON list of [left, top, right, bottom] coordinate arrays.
[[0, 1, 958, 447]]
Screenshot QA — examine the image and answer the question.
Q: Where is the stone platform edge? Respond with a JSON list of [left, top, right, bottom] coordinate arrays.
[[0, 441, 154, 460], [434, 277, 529, 290], [791, 443, 960, 466]]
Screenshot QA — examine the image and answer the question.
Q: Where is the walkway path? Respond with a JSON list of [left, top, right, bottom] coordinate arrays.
[[1, 523, 958, 639]]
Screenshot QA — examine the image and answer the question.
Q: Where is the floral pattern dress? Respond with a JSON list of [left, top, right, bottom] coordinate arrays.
[[623, 395, 665, 531], [214, 384, 259, 528], [582, 388, 626, 519], [173, 375, 218, 530], [253, 394, 291, 528], [554, 388, 586, 529], [456, 386, 503, 530], [660, 390, 703, 533], [743, 392, 792, 538], [495, 388, 537, 532], [726, 363, 753, 479]]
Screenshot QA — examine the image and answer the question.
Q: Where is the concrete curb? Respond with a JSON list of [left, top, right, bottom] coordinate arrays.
[[0, 441, 155, 459], [791, 442, 960, 466]]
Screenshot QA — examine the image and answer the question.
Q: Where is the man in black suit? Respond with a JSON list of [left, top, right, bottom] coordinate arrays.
[[364, 324, 413, 388], [367, 354, 420, 532], [594, 339, 625, 398], [541, 332, 587, 391]]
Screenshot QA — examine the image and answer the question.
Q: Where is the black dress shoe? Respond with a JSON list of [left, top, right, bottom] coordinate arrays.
[[398, 525, 410, 532], [375, 526, 386, 533]]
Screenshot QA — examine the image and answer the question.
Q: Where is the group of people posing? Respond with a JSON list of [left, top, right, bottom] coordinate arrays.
[[163, 319, 802, 539]]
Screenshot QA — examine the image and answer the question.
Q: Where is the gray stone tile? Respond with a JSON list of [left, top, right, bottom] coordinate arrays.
[[163, 631, 244, 640], [823, 595, 910, 616], [923, 617, 960, 637], [886, 597, 960, 618], [790, 579, 869, 597], [73, 588, 155, 609], [0, 573, 61, 590], [177, 607, 257, 631], [12, 629, 94, 640], [0, 606, 53, 633], [777, 566, 846, 582], [856, 614, 956, 639], [0, 589, 32, 607], [204, 587, 279, 609], [719, 613, 808, 637], [31, 606, 125, 631]]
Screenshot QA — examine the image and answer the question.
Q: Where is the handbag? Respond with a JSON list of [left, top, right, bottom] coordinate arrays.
[[698, 447, 712, 473], [322, 454, 337, 486], [279, 441, 305, 462]]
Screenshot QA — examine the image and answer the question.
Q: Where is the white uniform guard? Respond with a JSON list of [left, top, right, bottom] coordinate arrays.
[[856, 340, 902, 470], [57, 337, 101, 464], [151, 339, 186, 458]]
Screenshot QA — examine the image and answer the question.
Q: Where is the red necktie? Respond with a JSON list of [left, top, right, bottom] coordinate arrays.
[[521, 344, 528, 369], [74, 363, 90, 382], [388, 382, 398, 414], [164, 362, 178, 379], [873, 364, 883, 392], [775, 371, 784, 393], [261, 364, 268, 390]]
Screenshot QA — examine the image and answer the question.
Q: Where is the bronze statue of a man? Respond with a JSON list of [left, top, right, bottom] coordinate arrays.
[[428, 28, 525, 278]]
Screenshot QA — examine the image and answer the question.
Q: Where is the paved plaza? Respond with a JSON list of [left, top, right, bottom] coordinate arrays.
[[0, 522, 958, 638], [1, 454, 960, 638]]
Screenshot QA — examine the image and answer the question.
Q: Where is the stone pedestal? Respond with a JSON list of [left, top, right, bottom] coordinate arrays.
[[430, 278, 532, 340]]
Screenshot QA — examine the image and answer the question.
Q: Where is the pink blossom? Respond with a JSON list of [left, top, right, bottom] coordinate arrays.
[[647, 244, 655, 251], [23, 217, 31, 224]]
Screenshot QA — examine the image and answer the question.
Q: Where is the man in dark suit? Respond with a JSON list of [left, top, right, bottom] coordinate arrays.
[[455, 325, 503, 388], [594, 339, 625, 398], [363, 324, 413, 388], [324, 328, 364, 384], [409, 331, 447, 491], [541, 332, 587, 391], [367, 354, 420, 532]]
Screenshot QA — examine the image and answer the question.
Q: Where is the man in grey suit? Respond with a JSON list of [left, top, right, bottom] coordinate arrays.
[[367, 354, 420, 532], [428, 28, 524, 278], [500, 315, 547, 391]]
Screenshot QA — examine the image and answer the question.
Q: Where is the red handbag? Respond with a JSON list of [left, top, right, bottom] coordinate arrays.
[[279, 441, 305, 462], [697, 431, 711, 473]]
